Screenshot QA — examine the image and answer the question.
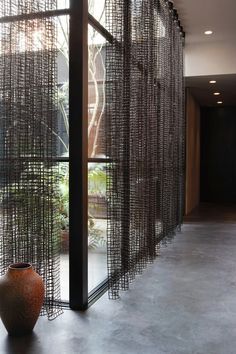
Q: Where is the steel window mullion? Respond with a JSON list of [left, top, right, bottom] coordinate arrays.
[[88, 13, 114, 44], [0, 9, 70, 23], [69, 0, 88, 310]]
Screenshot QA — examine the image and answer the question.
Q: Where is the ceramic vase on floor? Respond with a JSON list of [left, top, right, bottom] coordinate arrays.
[[0, 262, 44, 336]]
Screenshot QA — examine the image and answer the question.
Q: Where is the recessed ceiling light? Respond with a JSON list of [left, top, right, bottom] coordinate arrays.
[[209, 80, 216, 84], [213, 92, 220, 96], [204, 30, 213, 35], [217, 101, 223, 104]]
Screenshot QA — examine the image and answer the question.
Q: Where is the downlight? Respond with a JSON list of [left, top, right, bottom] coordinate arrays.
[[204, 30, 213, 35]]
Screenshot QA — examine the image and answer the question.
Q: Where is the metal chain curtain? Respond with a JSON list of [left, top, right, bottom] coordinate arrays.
[[106, 0, 185, 299], [0, 0, 61, 318]]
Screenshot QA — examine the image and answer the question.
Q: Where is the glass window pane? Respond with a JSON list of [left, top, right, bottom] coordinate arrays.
[[0, 1, 69, 17], [0, 0, 60, 17], [0, 12, 69, 158], [88, 0, 105, 27], [88, 25, 106, 158], [55, 14, 68, 301], [88, 162, 107, 292], [56, 13, 69, 297], [57, 0, 69, 9], [59, 161, 69, 301], [57, 16, 69, 157]]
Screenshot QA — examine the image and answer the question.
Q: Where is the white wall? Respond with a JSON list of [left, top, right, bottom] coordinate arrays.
[[184, 40, 236, 77]]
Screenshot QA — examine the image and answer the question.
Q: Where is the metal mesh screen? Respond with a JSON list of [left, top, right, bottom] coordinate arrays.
[[0, 0, 62, 318], [106, 0, 185, 299]]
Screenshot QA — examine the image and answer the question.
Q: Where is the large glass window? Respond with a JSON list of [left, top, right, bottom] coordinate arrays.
[[57, 0, 111, 306], [0, 0, 115, 309]]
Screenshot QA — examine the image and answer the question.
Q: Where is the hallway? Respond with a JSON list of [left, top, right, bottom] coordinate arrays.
[[1, 219, 236, 354]]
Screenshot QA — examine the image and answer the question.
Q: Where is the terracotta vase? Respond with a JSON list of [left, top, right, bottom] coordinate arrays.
[[0, 262, 44, 336]]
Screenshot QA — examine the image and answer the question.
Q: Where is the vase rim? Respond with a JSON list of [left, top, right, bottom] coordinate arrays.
[[9, 263, 32, 270]]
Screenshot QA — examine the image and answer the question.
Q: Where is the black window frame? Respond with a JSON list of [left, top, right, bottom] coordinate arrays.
[[69, 0, 115, 310]]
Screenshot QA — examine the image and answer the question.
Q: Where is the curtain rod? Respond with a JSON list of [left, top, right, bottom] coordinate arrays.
[[168, 1, 185, 38]]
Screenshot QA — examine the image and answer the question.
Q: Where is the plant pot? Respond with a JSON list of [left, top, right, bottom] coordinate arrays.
[[0, 262, 44, 336]]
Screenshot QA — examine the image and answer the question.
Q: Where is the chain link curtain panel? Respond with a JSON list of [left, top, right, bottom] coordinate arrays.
[[106, 0, 185, 299], [0, 0, 61, 318]]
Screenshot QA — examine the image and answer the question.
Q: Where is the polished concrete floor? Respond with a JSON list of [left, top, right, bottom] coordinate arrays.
[[1, 221, 236, 353]]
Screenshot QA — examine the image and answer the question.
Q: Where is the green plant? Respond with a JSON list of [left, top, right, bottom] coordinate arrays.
[[58, 160, 69, 231], [0, 162, 60, 245], [88, 216, 106, 250], [88, 163, 106, 196], [57, 158, 106, 249]]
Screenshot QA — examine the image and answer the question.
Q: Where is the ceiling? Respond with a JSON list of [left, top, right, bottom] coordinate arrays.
[[173, 0, 236, 44], [185, 75, 236, 107], [173, 0, 236, 107]]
